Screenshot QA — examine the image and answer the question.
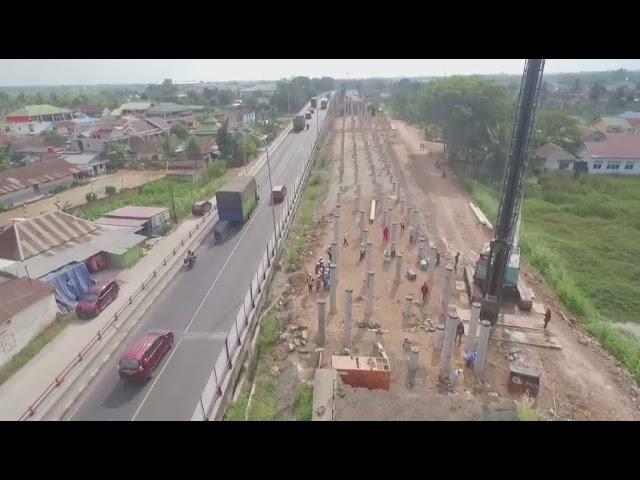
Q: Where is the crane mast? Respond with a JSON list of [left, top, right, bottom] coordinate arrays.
[[481, 59, 545, 323]]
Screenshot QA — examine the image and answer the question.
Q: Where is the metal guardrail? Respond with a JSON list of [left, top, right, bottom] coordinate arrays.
[[193, 101, 335, 421], [18, 204, 219, 421], [18, 115, 301, 421]]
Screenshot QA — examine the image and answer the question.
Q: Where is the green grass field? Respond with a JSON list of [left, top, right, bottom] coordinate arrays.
[[80, 161, 227, 222], [461, 174, 640, 382]]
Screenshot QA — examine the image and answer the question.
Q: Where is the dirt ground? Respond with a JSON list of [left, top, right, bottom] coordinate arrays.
[[268, 105, 640, 421], [0, 170, 166, 227]]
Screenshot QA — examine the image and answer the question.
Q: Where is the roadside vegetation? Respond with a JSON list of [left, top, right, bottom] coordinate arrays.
[[225, 309, 279, 420], [79, 160, 227, 222], [284, 155, 331, 272], [0, 315, 71, 387], [386, 74, 640, 384], [462, 174, 640, 383]]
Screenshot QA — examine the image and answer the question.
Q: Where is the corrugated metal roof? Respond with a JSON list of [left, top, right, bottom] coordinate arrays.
[[120, 102, 152, 112], [95, 217, 148, 228], [6, 104, 72, 118], [146, 103, 193, 114], [585, 133, 640, 159], [599, 117, 632, 129], [0, 158, 80, 194], [104, 206, 169, 219], [1, 227, 146, 279], [0, 211, 100, 261]]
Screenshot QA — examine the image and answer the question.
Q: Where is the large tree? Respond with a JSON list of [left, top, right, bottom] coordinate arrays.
[[533, 110, 581, 151], [417, 76, 510, 166]]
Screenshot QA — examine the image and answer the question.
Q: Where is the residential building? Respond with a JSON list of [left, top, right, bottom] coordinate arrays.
[[592, 116, 633, 134], [146, 102, 197, 120], [577, 133, 640, 175], [238, 83, 278, 99], [95, 206, 171, 236], [1, 105, 73, 137], [4, 104, 73, 123], [123, 117, 170, 139], [577, 125, 606, 143], [0, 211, 146, 279], [119, 102, 153, 116], [128, 136, 165, 162], [63, 152, 109, 176], [73, 106, 109, 118], [0, 157, 81, 206], [0, 278, 57, 368], [535, 142, 577, 173]]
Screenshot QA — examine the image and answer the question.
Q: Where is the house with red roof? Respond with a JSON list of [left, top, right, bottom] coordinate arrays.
[[535, 142, 578, 173], [578, 133, 640, 175]]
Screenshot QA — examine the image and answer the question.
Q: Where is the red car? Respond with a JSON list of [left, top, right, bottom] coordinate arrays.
[[118, 330, 174, 382], [76, 279, 119, 318], [271, 185, 287, 204], [192, 200, 212, 216]]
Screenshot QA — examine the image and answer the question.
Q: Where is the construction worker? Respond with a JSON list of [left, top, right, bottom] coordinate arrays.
[[307, 273, 315, 293], [420, 280, 429, 304], [435, 250, 441, 266], [359, 242, 366, 261], [327, 246, 333, 263], [408, 225, 415, 244], [455, 319, 465, 345], [543, 307, 551, 329], [343, 231, 349, 247], [454, 251, 461, 271], [383, 225, 390, 243], [400, 217, 406, 235]]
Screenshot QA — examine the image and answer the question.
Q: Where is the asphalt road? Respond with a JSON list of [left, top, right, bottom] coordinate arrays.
[[70, 106, 328, 421]]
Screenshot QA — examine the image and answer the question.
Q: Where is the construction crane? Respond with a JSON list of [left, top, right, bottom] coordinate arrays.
[[479, 59, 545, 324]]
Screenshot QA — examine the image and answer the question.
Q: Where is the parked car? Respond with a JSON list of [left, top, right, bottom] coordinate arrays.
[[272, 185, 287, 204], [118, 329, 174, 382], [76, 279, 119, 318], [192, 200, 212, 216]]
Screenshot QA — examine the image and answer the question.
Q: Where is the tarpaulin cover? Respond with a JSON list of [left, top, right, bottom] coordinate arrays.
[[42, 262, 94, 311]]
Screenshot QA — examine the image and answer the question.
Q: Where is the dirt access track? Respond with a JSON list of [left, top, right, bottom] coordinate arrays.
[[273, 107, 640, 421]]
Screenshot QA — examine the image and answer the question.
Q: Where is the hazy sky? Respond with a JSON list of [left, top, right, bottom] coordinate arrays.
[[1, 59, 640, 86]]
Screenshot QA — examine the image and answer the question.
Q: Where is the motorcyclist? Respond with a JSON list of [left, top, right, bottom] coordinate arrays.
[[186, 249, 197, 266], [214, 229, 221, 242]]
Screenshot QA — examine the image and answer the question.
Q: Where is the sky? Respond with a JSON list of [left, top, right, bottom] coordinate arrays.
[[1, 59, 640, 86]]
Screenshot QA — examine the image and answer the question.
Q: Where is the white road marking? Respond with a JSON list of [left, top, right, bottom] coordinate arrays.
[[130, 110, 325, 420], [131, 337, 184, 421], [183, 130, 309, 333]]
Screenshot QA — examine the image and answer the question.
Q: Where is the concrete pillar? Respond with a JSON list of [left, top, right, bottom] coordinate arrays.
[[407, 346, 419, 388], [392, 181, 397, 198], [355, 191, 360, 214], [365, 271, 375, 318], [434, 324, 445, 350], [440, 265, 454, 324], [440, 307, 458, 379], [364, 241, 373, 281], [331, 241, 337, 264], [359, 208, 365, 232], [379, 194, 384, 216], [333, 207, 341, 261], [317, 298, 326, 346], [329, 263, 337, 314], [343, 289, 353, 349], [395, 252, 403, 282], [466, 302, 481, 352], [474, 320, 492, 375], [404, 294, 413, 321], [391, 222, 398, 244]]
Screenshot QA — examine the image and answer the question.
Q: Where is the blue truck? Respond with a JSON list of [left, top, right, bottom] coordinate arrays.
[[215, 175, 258, 223]]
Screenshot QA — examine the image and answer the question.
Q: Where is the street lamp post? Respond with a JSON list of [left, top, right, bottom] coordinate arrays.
[[263, 137, 278, 252]]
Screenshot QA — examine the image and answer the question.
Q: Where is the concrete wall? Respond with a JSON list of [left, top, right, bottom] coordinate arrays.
[[0, 294, 58, 368], [106, 245, 143, 269], [0, 175, 75, 206], [0, 186, 36, 207], [588, 157, 640, 175]]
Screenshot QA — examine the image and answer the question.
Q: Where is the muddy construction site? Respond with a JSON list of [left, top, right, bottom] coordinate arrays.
[[254, 102, 640, 421]]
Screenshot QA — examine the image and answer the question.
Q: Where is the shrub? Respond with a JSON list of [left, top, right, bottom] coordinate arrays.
[[105, 185, 117, 196]]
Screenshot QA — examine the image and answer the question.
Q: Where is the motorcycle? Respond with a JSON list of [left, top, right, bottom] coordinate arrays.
[[214, 229, 222, 244], [184, 254, 197, 269]]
